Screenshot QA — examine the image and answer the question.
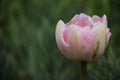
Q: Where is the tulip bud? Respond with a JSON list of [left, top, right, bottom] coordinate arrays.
[[55, 13, 111, 61]]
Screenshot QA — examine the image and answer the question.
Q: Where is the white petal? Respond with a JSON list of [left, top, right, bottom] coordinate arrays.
[[102, 15, 107, 27], [92, 22, 107, 60], [55, 20, 68, 54], [65, 25, 89, 60]]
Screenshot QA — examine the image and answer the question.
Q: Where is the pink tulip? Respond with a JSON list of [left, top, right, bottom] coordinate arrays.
[[55, 13, 111, 61]]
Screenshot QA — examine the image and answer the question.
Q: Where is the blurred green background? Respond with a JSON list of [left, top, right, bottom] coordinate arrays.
[[0, 0, 120, 80]]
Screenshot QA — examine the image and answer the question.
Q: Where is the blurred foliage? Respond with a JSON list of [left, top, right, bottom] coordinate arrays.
[[0, 0, 120, 80]]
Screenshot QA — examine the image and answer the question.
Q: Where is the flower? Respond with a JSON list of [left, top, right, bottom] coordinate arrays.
[[55, 13, 111, 61]]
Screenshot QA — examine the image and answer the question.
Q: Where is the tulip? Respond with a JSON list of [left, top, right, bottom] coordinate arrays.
[[55, 13, 111, 61]]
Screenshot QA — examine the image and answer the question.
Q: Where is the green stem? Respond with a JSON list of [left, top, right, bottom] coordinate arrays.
[[80, 61, 87, 80]]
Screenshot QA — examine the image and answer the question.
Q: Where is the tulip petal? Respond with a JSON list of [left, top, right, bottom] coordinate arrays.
[[101, 15, 107, 27], [92, 15, 108, 27], [63, 27, 70, 43], [106, 28, 112, 43], [92, 15, 101, 22], [65, 25, 83, 60], [66, 15, 79, 27], [66, 13, 92, 27], [92, 40, 100, 59], [55, 20, 68, 54], [79, 26, 96, 61], [78, 13, 90, 27], [92, 22, 107, 60]]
